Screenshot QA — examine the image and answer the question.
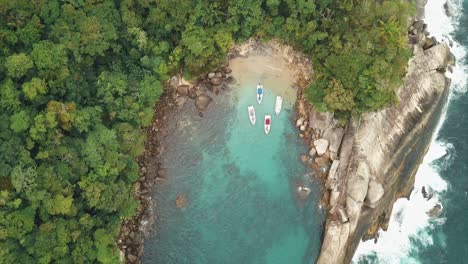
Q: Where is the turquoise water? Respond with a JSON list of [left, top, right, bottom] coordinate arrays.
[[143, 76, 324, 263]]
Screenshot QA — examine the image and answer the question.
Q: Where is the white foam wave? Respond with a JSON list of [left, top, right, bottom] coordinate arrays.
[[426, 0, 468, 94], [353, 0, 466, 262]]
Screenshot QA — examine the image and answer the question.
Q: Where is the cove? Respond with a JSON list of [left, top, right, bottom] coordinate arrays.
[[143, 53, 325, 264]]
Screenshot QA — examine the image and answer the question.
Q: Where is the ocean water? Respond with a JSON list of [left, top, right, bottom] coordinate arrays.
[[354, 0, 468, 263], [142, 55, 325, 264]]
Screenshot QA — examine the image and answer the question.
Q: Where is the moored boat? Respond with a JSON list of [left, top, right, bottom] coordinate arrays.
[[247, 106, 256, 125], [256, 83, 263, 104], [264, 115, 271, 134], [275, 96, 282, 115]]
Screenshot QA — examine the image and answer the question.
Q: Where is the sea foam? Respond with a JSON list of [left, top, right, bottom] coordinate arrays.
[[353, 0, 466, 262]]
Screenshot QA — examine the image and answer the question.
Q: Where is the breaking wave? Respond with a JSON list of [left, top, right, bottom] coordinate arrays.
[[353, 0, 467, 263]]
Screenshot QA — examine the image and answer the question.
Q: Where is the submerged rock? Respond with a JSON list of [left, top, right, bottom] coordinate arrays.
[[300, 154, 310, 163], [297, 186, 311, 199], [426, 203, 443, 218], [309, 147, 317, 157], [175, 194, 188, 208], [195, 94, 213, 111], [157, 168, 167, 179]]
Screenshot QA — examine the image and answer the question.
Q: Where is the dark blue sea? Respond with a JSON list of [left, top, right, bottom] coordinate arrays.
[[354, 0, 468, 263]]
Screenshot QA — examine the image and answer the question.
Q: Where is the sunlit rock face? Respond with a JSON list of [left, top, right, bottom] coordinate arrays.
[[316, 41, 451, 264]]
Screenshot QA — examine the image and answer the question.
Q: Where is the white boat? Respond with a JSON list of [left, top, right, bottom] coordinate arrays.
[[247, 106, 256, 125], [256, 83, 263, 104], [275, 96, 282, 115], [264, 115, 271, 134]]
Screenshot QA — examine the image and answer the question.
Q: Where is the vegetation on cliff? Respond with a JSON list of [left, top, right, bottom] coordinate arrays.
[[0, 0, 412, 262]]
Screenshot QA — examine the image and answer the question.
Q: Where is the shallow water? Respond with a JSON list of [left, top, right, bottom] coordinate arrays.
[[143, 55, 325, 264]]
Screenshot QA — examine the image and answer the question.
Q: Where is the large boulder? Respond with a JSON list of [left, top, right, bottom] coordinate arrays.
[[447, 51, 456, 66], [324, 127, 345, 153], [208, 72, 216, 79], [187, 87, 197, 99], [195, 94, 213, 111], [347, 161, 370, 202], [317, 222, 349, 264], [412, 20, 425, 33], [308, 107, 333, 132], [225, 76, 236, 84], [426, 203, 443, 218], [296, 117, 305, 128], [177, 85, 189, 96], [364, 179, 384, 208], [423, 36, 437, 50], [326, 160, 340, 190], [314, 139, 329, 156], [309, 147, 317, 157], [127, 254, 137, 263], [209, 77, 223, 86]]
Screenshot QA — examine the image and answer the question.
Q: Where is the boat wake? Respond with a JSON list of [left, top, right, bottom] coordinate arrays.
[[353, 0, 467, 262]]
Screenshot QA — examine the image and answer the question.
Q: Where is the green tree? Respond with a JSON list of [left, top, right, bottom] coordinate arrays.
[[10, 111, 31, 133], [324, 79, 355, 112], [22, 78, 47, 100], [5, 53, 33, 79], [11, 164, 37, 194]]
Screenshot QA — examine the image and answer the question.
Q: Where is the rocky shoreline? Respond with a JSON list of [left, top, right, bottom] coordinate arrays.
[[116, 39, 315, 264], [292, 18, 454, 264], [116, 67, 236, 263], [115, 21, 452, 262]]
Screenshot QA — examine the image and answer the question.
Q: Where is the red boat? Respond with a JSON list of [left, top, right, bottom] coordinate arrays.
[[264, 115, 271, 134]]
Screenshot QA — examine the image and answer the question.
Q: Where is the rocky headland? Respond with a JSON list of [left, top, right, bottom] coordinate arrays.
[[294, 18, 453, 263]]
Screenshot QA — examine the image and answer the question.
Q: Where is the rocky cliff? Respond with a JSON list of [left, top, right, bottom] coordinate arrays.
[[295, 21, 452, 263]]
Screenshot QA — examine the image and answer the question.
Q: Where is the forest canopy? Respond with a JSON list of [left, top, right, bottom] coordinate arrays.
[[0, 0, 412, 263]]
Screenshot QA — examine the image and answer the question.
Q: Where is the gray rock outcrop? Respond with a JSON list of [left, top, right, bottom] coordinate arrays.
[[209, 77, 223, 86], [314, 139, 329, 156], [365, 180, 384, 208], [317, 38, 451, 263]]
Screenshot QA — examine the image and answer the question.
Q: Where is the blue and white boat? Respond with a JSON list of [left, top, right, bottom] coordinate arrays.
[[256, 83, 263, 104]]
